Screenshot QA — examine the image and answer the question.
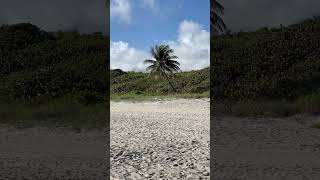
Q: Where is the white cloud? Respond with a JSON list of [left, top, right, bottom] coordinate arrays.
[[167, 20, 210, 71], [111, 20, 210, 72], [110, 0, 131, 24], [111, 0, 159, 24], [111, 41, 150, 71]]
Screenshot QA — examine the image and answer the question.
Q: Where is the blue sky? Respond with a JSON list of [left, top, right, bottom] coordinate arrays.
[[110, 0, 210, 71]]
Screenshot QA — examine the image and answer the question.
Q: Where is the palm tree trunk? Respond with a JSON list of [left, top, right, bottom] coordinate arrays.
[[163, 73, 176, 93]]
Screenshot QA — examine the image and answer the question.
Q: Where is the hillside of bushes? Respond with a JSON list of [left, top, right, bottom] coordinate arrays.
[[111, 67, 210, 98], [0, 23, 108, 103], [212, 17, 320, 101]]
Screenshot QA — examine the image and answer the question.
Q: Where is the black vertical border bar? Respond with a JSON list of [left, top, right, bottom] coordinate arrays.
[[210, 0, 215, 179], [106, 0, 111, 179]]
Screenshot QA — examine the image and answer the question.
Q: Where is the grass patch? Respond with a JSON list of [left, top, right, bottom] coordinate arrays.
[[111, 91, 209, 102], [213, 92, 320, 118], [0, 101, 108, 130], [312, 122, 320, 129], [111, 68, 209, 97]]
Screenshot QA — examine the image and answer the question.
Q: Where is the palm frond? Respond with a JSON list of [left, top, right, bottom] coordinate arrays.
[[212, 12, 227, 33], [146, 64, 155, 71], [144, 59, 156, 64], [169, 55, 179, 60], [150, 46, 158, 60], [211, 0, 226, 34], [211, 0, 224, 15], [166, 60, 180, 66], [164, 66, 173, 74], [166, 63, 181, 72]]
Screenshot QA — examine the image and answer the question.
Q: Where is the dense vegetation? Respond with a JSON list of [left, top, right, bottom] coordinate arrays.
[[0, 23, 108, 129], [111, 68, 209, 99], [0, 23, 108, 104], [212, 17, 320, 101], [212, 17, 320, 120]]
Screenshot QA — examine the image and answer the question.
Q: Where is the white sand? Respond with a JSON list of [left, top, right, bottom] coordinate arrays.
[[111, 99, 320, 179], [0, 127, 107, 179], [1, 98, 318, 179], [213, 115, 320, 179], [110, 98, 210, 179]]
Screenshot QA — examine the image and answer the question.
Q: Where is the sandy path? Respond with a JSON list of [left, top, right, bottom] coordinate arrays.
[[0, 126, 107, 179], [213, 115, 320, 180], [110, 98, 210, 179]]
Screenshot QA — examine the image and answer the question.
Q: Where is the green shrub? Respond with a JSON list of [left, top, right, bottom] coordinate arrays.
[[212, 17, 320, 101], [312, 123, 320, 129], [0, 23, 108, 104], [110, 68, 210, 96], [79, 92, 102, 105]]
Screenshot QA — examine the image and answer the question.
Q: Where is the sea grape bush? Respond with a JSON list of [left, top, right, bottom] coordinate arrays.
[[212, 17, 320, 101], [0, 23, 108, 102], [110, 68, 209, 94]]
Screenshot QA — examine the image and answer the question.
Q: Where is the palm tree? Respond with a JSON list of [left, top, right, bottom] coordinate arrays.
[[211, 0, 227, 34], [144, 44, 181, 92]]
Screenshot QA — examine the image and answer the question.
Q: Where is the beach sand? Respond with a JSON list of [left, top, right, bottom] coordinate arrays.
[[0, 126, 107, 179], [213, 114, 320, 179], [1, 98, 319, 179], [111, 98, 210, 179]]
